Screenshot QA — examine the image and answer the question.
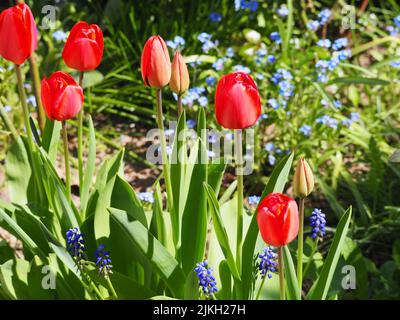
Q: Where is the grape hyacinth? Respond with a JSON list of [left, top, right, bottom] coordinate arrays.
[[258, 247, 278, 279], [194, 260, 218, 298], [309, 208, 327, 239], [66, 227, 86, 263], [95, 244, 113, 278]]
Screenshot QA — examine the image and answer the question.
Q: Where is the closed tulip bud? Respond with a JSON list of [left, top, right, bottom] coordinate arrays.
[[170, 50, 189, 95], [141, 35, 171, 88], [41, 71, 84, 121], [0, 3, 37, 65], [62, 21, 104, 72], [215, 72, 261, 129], [293, 157, 314, 198], [257, 193, 299, 247]]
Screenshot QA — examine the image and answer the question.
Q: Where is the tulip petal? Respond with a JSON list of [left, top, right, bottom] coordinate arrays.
[[63, 38, 102, 71], [53, 85, 83, 121]]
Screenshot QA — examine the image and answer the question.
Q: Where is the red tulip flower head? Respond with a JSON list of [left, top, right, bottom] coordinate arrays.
[[62, 21, 104, 72], [215, 72, 261, 129], [0, 3, 37, 65], [41, 71, 84, 121], [257, 193, 299, 247], [141, 35, 171, 88]]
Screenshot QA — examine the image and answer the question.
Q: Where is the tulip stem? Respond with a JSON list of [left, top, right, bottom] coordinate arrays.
[[155, 89, 176, 244], [297, 197, 305, 295], [278, 246, 285, 300], [28, 55, 46, 132], [15, 64, 34, 152], [62, 121, 71, 203], [106, 276, 118, 300], [234, 129, 243, 272], [77, 72, 84, 209], [0, 102, 19, 140], [177, 95, 183, 116]]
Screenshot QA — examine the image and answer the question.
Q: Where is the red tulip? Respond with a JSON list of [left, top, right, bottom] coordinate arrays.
[[41, 71, 83, 121], [141, 35, 171, 88], [257, 193, 299, 247], [0, 3, 37, 65], [62, 21, 104, 72], [215, 72, 261, 129]]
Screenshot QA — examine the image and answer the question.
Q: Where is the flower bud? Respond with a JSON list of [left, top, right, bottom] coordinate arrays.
[[293, 157, 314, 198], [141, 35, 171, 88], [170, 50, 189, 95]]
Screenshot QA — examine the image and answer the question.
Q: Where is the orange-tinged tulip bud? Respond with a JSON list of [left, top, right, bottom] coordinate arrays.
[[170, 50, 189, 95], [141, 35, 171, 88], [293, 158, 314, 198]]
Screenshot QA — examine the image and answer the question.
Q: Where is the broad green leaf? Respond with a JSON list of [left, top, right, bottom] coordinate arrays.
[[110, 208, 185, 298], [241, 152, 294, 299], [207, 159, 226, 199], [307, 207, 353, 300], [0, 259, 30, 299], [219, 260, 232, 300], [41, 119, 61, 164], [184, 270, 199, 300], [283, 245, 301, 300], [111, 175, 147, 227], [5, 137, 32, 204], [204, 183, 240, 281], [150, 182, 167, 246], [219, 180, 237, 205], [80, 115, 96, 213]]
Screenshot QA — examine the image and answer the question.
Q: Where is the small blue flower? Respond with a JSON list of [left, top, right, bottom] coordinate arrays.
[[52, 30, 67, 42], [208, 132, 219, 144], [316, 115, 338, 129], [299, 124, 312, 136], [255, 73, 264, 80], [238, 0, 259, 12], [209, 12, 222, 22], [197, 32, 212, 43], [267, 55, 276, 63], [317, 39, 331, 49], [350, 112, 360, 122], [268, 154, 276, 166], [332, 37, 348, 51], [267, 98, 280, 110], [390, 60, 400, 68], [233, 65, 251, 73], [277, 4, 289, 17], [66, 228, 85, 263], [186, 119, 196, 129], [202, 40, 216, 53], [198, 96, 208, 107], [321, 98, 329, 106], [258, 247, 278, 279], [309, 208, 327, 239], [318, 9, 331, 25], [226, 47, 235, 58], [212, 57, 226, 71], [95, 244, 113, 277], [26, 95, 37, 107], [394, 15, 400, 28], [205, 76, 216, 86], [307, 20, 320, 31], [138, 192, 154, 204], [270, 32, 281, 44], [278, 80, 294, 98], [248, 195, 261, 206], [207, 150, 216, 158], [3, 105, 12, 113], [386, 25, 399, 36], [264, 142, 275, 152], [194, 260, 218, 298], [166, 36, 185, 50]]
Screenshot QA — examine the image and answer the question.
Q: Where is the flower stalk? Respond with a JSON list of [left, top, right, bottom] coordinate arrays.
[[77, 72, 85, 202], [297, 197, 305, 293], [62, 121, 71, 202], [278, 246, 285, 300], [234, 129, 244, 271]]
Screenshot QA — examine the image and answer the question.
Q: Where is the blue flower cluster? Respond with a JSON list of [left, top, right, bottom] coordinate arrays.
[[209, 12, 222, 23], [166, 36, 185, 50], [197, 32, 217, 53], [138, 191, 154, 204], [205, 76, 216, 86], [386, 15, 400, 36], [66, 227, 86, 263], [248, 195, 261, 206], [270, 32, 281, 44], [194, 260, 218, 298], [186, 119, 196, 129], [233, 65, 251, 73], [316, 114, 339, 129], [341, 112, 360, 127], [52, 30, 67, 42], [181, 87, 208, 107], [212, 57, 226, 71], [269, 68, 295, 110], [316, 49, 351, 83], [263, 142, 283, 166], [309, 208, 327, 239], [258, 247, 278, 279], [299, 124, 312, 136], [95, 244, 113, 277], [235, 0, 258, 12], [307, 8, 331, 31]]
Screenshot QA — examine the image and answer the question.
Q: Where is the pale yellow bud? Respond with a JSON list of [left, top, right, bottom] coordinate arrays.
[[293, 158, 314, 198]]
